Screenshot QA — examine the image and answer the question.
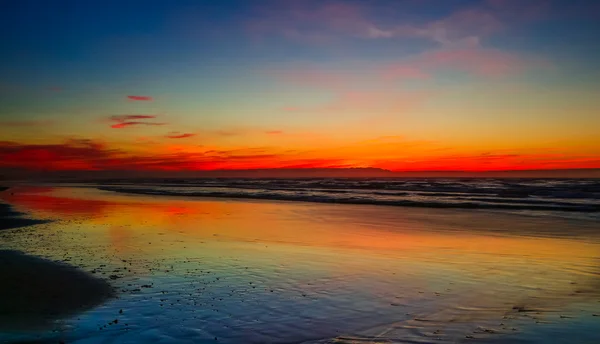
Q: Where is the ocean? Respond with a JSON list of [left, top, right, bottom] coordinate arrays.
[[96, 178, 600, 220]]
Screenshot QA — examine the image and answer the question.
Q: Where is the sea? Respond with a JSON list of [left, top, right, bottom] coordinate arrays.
[[95, 178, 600, 221]]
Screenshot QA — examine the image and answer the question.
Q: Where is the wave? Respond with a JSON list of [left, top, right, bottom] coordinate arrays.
[[98, 178, 600, 199], [97, 185, 600, 213]]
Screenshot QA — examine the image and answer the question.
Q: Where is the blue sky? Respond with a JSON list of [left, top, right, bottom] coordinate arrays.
[[1, 0, 599, 173]]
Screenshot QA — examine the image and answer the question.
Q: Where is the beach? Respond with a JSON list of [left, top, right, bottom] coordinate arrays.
[[0, 185, 599, 343]]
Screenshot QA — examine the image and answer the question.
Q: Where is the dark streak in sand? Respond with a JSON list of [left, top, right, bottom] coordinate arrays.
[[0, 188, 115, 330], [0, 203, 50, 231], [1, 187, 50, 231]]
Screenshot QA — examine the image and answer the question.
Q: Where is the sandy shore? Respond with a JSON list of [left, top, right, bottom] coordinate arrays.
[[0, 185, 599, 343]]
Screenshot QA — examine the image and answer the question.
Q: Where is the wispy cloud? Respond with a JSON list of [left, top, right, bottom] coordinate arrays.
[[247, 0, 550, 46], [166, 132, 196, 139], [389, 7, 503, 48], [127, 95, 153, 101], [265, 130, 283, 135], [109, 115, 165, 129], [111, 122, 165, 129], [111, 115, 156, 122]]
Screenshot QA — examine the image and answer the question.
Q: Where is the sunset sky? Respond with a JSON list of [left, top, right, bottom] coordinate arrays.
[[1, 0, 599, 175]]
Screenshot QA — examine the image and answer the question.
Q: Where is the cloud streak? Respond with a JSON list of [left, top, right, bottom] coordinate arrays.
[[127, 95, 153, 101], [109, 115, 165, 129], [166, 132, 196, 139]]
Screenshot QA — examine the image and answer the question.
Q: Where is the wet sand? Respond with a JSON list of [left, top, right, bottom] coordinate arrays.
[[0, 186, 599, 343], [0, 187, 114, 333]]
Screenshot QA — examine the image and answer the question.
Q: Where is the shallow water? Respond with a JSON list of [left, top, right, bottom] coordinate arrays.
[[0, 186, 599, 343]]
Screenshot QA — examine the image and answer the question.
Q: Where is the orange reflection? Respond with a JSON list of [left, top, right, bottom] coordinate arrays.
[[3, 186, 598, 271], [1, 186, 111, 217]]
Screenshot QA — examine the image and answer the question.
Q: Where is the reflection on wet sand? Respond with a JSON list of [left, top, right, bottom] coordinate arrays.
[[1, 186, 599, 343]]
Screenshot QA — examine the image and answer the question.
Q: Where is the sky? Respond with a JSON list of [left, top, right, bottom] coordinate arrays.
[[1, 0, 599, 176]]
